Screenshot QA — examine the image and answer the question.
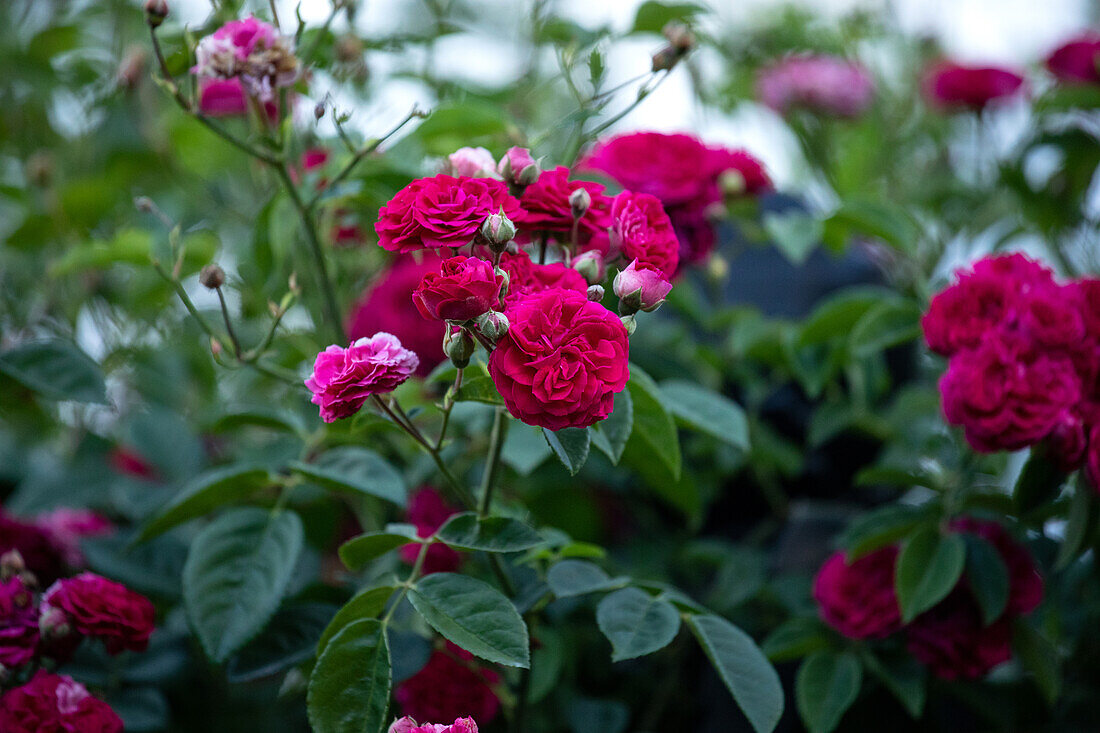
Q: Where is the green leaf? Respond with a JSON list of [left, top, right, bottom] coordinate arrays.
[[798, 288, 891, 347], [838, 504, 930, 559], [435, 513, 544, 552], [339, 530, 419, 571], [1013, 451, 1067, 515], [591, 389, 633, 465], [307, 619, 391, 733], [453, 373, 505, 405], [895, 528, 966, 623], [848, 299, 922, 358], [138, 464, 273, 542], [210, 408, 306, 435], [543, 427, 591, 475], [1013, 621, 1061, 705], [626, 364, 681, 479], [227, 602, 336, 683], [964, 535, 1010, 625], [796, 651, 862, 733], [408, 573, 530, 668], [317, 586, 396, 655], [501, 424, 552, 475], [290, 447, 406, 505], [631, 1, 704, 33], [547, 560, 623, 597], [764, 210, 822, 265], [183, 508, 304, 663], [861, 650, 925, 718], [1056, 475, 1097, 570], [761, 617, 831, 662], [596, 587, 681, 662], [823, 198, 919, 254], [0, 339, 106, 403], [687, 614, 784, 733], [659, 380, 750, 451]]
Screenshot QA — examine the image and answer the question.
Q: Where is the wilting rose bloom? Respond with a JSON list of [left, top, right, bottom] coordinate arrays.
[[489, 288, 629, 430], [613, 260, 672, 313], [413, 256, 503, 322], [940, 332, 1081, 452], [349, 255, 447, 376], [376, 176, 522, 253], [192, 16, 298, 103], [812, 547, 902, 639], [0, 576, 39, 669], [756, 55, 875, 117], [499, 146, 538, 185], [922, 62, 1025, 110], [516, 167, 613, 253], [609, 191, 680, 277], [43, 573, 155, 655], [0, 671, 123, 733], [0, 511, 66, 585], [906, 590, 1013, 680], [390, 717, 479, 733], [35, 508, 113, 567], [497, 249, 588, 305], [950, 518, 1043, 617], [198, 78, 277, 118], [1046, 34, 1100, 85], [399, 488, 463, 575], [446, 147, 497, 178], [579, 132, 770, 265], [306, 333, 419, 423], [395, 643, 500, 725]]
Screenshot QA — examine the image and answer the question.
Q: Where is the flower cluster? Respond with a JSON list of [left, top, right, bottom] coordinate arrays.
[[1, 508, 113, 584], [579, 132, 771, 265], [389, 716, 479, 733], [922, 253, 1100, 469], [0, 671, 123, 733], [394, 642, 500, 725], [755, 54, 875, 118], [192, 16, 298, 105], [814, 518, 1043, 679]]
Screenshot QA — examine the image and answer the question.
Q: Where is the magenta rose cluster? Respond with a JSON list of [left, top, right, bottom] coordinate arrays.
[[814, 518, 1043, 679], [1, 507, 113, 585], [0, 670, 123, 733], [756, 54, 875, 118], [191, 15, 298, 111], [922, 253, 1100, 476], [389, 715, 479, 733]]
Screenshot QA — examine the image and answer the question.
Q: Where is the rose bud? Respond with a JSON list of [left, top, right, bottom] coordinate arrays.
[[144, 0, 168, 27], [569, 188, 591, 220], [446, 147, 498, 178], [620, 314, 637, 335], [199, 264, 226, 289], [571, 250, 605, 285], [475, 310, 509, 343], [651, 46, 680, 72], [335, 34, 364, 63], [0, 551, 25, 582], [662, 21, 695, 52], [614, 259, 672, 314], [443, 328, 476, 369], [587, 284, 605, 302], [314, 102, 325, 120], [480, 210, 517, 251], [498, 146, 540, 187]]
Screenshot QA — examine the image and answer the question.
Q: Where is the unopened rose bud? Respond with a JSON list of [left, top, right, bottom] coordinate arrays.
[[480, 210, 516, 251], [25, 152, 54, 188], [494, 266, 511, 295], [38, 605, 71, 640], [587, 284, 605, 302], [144, 0, 169, 27], [133, 195, 155, 213], [662, 21, 695, 52], [613, 259, 672, 315], [498, 146, 540, 188], [719, 169, 746, 197], [117, 46, 148, 90], [571, 250, 605, 285], [651, 46, 680, 72], [314, 102, 325, 120], [706, 254, 729, 282], [288, 272, 300, 295], [199, 264, 225, 289], [210, 338, 223, 357], [0, 551, 25, 581], [475, 310, 509, 342], [388, 718, 420, 733], [569, 188, 591, 220], [620, 314, 637, 335], [443, 328, 476, 368], [335, 35, 364, 63]]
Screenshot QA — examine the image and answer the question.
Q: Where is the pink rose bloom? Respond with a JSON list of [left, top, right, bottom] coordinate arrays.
[[1046, 34, 1100, 85], [0, 576, 40, 669], [395, 643, 500, 725], [950, 518, 1043, 617], [305, 333, 419, 423], [390, 717, 479, 733], [613, 260, 672, 313], [192, 16, 297, 103], [348, 255, 447, 377], [756, 55, 875, 117], [375, 175, 522, 254], [489, 288, 629, 430], [35, 508, 114, 567], [0, 671, 123, 733], [497, 249, 588, 306], [812, 547, 902, 639], [499, 146, 538, 185], [413, 256, 504, 322], [516, 166, 613, 254], [446, 147, 497, 177], [609, 191, 680, 277], [198, 77, 279, 119], [940, 332, 1081, 452], [906, 590, 1013, 679], [922, 62, 1026, 110], [43, 572, 155, 655], [398, 488, 463, 575], [0, 510, 66, 585]]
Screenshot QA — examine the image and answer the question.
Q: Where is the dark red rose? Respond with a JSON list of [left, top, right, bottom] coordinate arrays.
[[950, 518, 1043, 617], [923, 62, 1025, 110], [0, 671, 123, 733], [1046, 34, 1100, 85], [0, 510, 66, 584], [497, 249, 588, 306], [0, 576, 39, 669], [906, 590, 1013, 680], [609, 191, 680, 277], [1046, 411, 1089, 471], [812, 547, 902, 639], [375, 175, 522, 254], [489, 288, 629, 430], [399, 488, 463, 575], [348, 254, 448, 376], [43, 572, 155, 655], [515, 166, 613, 253], [394, 642, 501, 725], [413, 256, 504, 322]]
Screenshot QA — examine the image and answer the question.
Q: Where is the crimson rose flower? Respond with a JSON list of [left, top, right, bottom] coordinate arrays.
[[922, 62, 1025, 110], [906, 590, 1013, 680], [1046, 34, 1100, 85], [0, 510, 66, 584], [489, 288, 629, 430], [349, 254, 447, 377], [35, 508, 113, 567], [375, 175, 522, 253], [197, 78, 278, 119], [399, 488, 463, 575], [390, 717, 479, 733], [0, 671, 122, 733], [516, 166, 612, 253], [43, 572, 155, 655], [812, 547, 902, 639], [497, 249, 588, 305], [1046, 411, 1088, 471], [414, 256, 503, 321], [940, 332, 1081, 452], [0, 576, 39, 669], [950, 518, 1043, 617], [395, 643, 501, 725], [306, 333, 420, 423], [609, 191, 680, 277]]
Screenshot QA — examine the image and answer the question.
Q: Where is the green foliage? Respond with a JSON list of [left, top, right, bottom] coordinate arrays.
[[796, 651, 862, 733], [308, 619, 392, 733]]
